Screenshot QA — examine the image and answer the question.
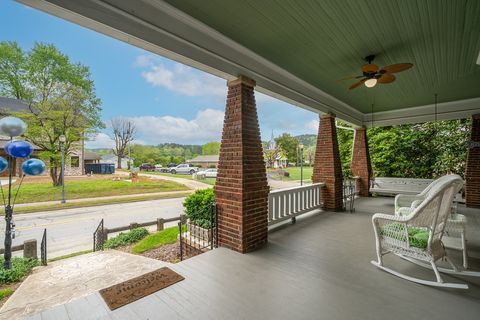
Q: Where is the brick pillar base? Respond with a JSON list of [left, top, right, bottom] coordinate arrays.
[[214, 75, 269, 253], [466, 114, 480, 208], [351, 127, 372, 197], [312, 114, 343, 211]]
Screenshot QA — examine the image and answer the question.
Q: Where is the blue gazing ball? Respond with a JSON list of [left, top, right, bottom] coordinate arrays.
[[5, 140, 34, 158], [0, 116, 27, 137], [21, 159, 45, 176], [0, 157, 7, 173]]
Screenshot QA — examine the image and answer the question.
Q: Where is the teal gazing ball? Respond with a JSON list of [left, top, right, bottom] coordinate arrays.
[[5, 140, 34, 158], [0, 116, 27, 137], [21, 159, 45, 176], [0, 157, 7, 173]]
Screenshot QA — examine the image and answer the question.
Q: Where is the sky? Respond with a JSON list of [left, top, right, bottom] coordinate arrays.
[[0, 0, 319, 148]]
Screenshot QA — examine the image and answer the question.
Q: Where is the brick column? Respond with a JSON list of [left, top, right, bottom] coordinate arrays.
[[466, 114, 480, 208], [214, 75, 269, 253], [351, 127, 372, 197], [312, 113, 343, 211]]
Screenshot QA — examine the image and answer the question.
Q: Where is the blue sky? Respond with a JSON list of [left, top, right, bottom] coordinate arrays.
[[0, 0, 319, 147]]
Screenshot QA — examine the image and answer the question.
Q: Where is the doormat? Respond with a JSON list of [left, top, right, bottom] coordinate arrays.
[[99, 267, 184, 310]]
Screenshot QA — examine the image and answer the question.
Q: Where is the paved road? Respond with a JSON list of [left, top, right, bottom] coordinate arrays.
[[0, 197, 185, 258]]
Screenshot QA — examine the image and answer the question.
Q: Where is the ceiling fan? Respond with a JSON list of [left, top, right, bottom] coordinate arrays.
[[342, 55, 413, 90]]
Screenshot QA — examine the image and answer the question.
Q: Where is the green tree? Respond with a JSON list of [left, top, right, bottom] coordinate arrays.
[[275, 133, 299, 164], [202, 141, 221, 155], [0, 42, 102, 185]]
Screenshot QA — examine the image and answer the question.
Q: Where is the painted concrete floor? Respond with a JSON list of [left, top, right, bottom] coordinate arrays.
[[8, 197, 480, 319]]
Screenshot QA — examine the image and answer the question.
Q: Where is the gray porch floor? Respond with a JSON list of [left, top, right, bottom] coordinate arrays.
[[28, 197, 480, 320]]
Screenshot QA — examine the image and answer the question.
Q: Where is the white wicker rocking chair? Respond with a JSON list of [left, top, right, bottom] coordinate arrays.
[[371, 174, 477, 289]]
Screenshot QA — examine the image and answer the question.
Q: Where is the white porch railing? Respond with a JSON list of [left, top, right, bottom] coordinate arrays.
[[268, 183, 325, 226]]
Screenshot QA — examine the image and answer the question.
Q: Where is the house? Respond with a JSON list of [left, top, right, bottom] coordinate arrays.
[[186, 155, 219, 168], [100, 153, 129, 169], [0, 96, 86, 176]]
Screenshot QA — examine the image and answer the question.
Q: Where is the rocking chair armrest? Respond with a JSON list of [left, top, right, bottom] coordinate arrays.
[[372, 213, 410, 227], [394, 194, 424, 213]]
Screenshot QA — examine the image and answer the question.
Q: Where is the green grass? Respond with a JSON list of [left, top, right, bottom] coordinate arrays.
[[268, 166, 313, 181], [0, 288, 14, 300], [48, 250, 92, 262], [0, 191, 191, 215], [12, 176, 189, 204], [146, 172, 216, 185], [132, 225, 185, 254]]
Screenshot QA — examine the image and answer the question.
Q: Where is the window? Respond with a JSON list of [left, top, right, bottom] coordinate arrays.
[[71, 156, 80, 168]]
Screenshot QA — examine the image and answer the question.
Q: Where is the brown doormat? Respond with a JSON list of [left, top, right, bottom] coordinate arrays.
[[99, 267, 184, 310]]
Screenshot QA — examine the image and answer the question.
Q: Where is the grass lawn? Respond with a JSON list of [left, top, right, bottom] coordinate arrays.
[[268, 166, 313, 181], [146, 172, 216, 186], [7, 175, 189, 204], [132, 225, 184, 253]]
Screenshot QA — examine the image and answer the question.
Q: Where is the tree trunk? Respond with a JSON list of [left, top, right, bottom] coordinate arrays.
[[50, 166, 61, 187], [117, 155, 122, 169]]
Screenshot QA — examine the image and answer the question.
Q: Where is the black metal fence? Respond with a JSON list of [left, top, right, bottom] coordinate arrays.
[[93, 219, 105, 252], [40, 228, 47, 266], [179, 203, 218, 261]]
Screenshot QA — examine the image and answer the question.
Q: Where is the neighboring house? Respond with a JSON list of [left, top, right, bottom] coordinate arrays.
[[264, 132, 288, 169], [84, 151, 102, 164], [186, 155, 219, 168], [0, 96, 86, 176], [101, 153, 129, 169]]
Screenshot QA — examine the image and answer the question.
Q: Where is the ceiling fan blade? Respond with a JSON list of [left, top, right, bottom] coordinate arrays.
[[381, 63, 413, 73], [378, 73, 396, 84], [337, 75, 364, 82], [362, 63, 379, 73], [349, 79, 366, 90]]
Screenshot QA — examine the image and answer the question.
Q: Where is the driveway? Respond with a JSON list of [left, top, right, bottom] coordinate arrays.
[[0, 197, 186, 258]]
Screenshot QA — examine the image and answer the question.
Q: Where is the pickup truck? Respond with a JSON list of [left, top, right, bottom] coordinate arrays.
[[170, 164, 198, 175]]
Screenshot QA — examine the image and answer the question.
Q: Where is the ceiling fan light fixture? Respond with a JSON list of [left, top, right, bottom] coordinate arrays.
[[364, 78, 377, 88]]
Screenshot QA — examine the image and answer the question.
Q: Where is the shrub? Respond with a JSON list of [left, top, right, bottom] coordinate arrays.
[[183, 188, 215, 228], [104, 228, 149, 249], [132, 225, 186, 254], [0, 257, 40, 284]]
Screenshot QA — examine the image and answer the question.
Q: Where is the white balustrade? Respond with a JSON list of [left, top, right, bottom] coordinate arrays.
[[268, 183, 325, 226]]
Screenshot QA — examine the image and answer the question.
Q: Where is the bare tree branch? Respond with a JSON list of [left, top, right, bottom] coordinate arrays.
[[110, 117, 136, 169]]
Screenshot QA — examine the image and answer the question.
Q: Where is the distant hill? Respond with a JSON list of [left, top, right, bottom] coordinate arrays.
[[295, 134, 317, 148]]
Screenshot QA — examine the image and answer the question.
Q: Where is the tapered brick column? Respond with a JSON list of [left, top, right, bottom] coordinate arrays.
[[466, 114, 480, 208], [351, 127, 372, 197], [312, 113, 343, 211], [214, 75, 269, 253]]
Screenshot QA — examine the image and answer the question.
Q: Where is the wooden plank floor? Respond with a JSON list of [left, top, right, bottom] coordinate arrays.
[[27, 197, 480, 320]]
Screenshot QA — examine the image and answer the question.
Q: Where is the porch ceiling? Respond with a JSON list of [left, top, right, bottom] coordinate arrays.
[[18, 0, 480, 126]]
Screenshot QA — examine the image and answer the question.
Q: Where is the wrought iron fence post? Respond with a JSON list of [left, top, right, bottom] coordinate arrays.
[[178, 221, 183, 261], [93, 219, 104, 252], [210, 203, 215, 250], [41, 228, 47, 266]]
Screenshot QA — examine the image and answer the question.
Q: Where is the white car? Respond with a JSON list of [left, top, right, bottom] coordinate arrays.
[[170, 164, 198, 175], [196, 168, 217, 178]]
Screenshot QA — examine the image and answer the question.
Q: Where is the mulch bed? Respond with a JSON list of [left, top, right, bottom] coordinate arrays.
[[116, 240, 200, 263]]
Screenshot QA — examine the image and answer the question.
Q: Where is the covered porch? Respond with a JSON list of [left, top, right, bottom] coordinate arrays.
[[26, 197, 480, 319]]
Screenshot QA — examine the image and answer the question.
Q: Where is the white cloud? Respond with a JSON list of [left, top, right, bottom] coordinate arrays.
[[129, 108, 224, 145], [86, 133, 115, 149], [133, 55, 154, 68], [306, 120, 319, 132]]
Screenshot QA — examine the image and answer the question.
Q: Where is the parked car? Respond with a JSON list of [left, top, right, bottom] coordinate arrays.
[[170, 164, 198, 175], [154, 164, 163, 172], [139, 163, 155, 171], [196, 168, 217, 179]]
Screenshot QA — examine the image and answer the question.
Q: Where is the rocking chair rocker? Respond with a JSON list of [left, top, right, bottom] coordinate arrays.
[[371, 174, 478, 289]]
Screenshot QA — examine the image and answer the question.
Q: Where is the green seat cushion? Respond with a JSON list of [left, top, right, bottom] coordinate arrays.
[[381, 223, 429, 249]]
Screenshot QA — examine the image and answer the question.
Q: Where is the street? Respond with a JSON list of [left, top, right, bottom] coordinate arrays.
[[0, 197, 185, 258]]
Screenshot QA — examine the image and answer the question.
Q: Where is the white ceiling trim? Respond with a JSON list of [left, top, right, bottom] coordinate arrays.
[[363, 97, 480, 127]]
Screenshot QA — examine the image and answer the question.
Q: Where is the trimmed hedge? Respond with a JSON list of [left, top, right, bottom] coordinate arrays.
[[104, 228, 149, 249], [183, 188, 215, 228]]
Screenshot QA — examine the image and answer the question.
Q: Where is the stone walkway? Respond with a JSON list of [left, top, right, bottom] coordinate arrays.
[[0, 251, 169, 319]]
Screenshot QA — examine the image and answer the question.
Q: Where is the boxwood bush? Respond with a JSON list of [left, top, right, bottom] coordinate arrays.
[[104, 228, 149, 249], [0, 257, 39, 284], [183, 188, 215, 228]]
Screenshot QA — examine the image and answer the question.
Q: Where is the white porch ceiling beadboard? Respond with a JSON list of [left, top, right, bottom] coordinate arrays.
[[17, 0, 480, 126]]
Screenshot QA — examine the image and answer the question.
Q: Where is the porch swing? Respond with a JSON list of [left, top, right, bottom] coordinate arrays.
[[370, 95, 480, 289]]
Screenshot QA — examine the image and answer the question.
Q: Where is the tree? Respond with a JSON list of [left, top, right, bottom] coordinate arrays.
[[264, 147, 281, 168], [202, 141, 221, 155], [0, 42, 102, 185], [275, 133, 299, 164], [111, 117, 136, 169]]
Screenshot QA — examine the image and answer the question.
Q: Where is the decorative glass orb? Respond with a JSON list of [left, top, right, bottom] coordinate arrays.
[[5, 140, 34, 158], [0, 156, 7, 173], [0, 117, 27, 137], [21, 159, 45, 176]]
